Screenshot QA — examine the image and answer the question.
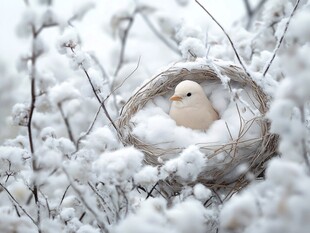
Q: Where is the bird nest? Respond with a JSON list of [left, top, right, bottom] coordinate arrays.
[[117, 59, 278, 198]]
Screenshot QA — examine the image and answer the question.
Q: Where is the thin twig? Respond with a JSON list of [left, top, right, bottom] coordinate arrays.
[[114, 15, 135, 77], [82, 67, 120, 136], [195, 0, 251, 78], [0, 183, 37, 227], [300, 105, 310, 172], [76, 105, 101, 150], [88, 182, 113, 224], [90, 53, 119, 113], [58, 185, 71, 208], [62, 167, 109, 232], [263, 0, 300, 76], [58, 102, 76, 145], [146, 182, 158, 199], [106, 56, 141, 102]]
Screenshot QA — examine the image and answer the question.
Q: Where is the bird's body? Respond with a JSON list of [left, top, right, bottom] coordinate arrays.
[[169, 80, 218, 130]]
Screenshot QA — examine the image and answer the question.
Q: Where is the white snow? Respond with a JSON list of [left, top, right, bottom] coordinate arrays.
[[92, 147, 144, 185], [48, 81, 80, 104], [12, 103, 29, 126], [1, 0, 310, 232], [162, 145, 206, 182]]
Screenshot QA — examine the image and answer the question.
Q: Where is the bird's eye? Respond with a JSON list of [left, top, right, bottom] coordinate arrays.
[[187, 92, 192, 97]]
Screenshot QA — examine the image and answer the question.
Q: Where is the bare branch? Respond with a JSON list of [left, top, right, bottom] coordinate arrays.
[[195, 0, 252, 78], [81, 66, 120, 137], [263, 0, 301, 76]]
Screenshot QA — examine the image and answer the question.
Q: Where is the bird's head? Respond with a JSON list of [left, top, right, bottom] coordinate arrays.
[[170, 80, 207, 108]]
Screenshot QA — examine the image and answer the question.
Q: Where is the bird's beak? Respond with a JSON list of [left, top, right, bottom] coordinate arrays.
[[170, 95, 182, 101]]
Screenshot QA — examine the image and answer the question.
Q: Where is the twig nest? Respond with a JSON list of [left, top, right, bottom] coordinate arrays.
[[117, 58, 277, 194]]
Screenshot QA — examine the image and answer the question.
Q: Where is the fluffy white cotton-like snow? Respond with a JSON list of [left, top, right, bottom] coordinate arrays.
[[60, 207, 76, 222], [165, 199, 207, 233], [49, 81, 80, 104], [134, 165, 159, 186], [56, 28, 80, 54], [193, 183, 212, 201], [176, 23, 206, 60], [69, 50, 92, 70], [220, 192, 259, 231], [266, 158, 305, 188], [37, 71, 56, 92], [92, 147, 144, 184], [12, 103, 29, 126], [220, 158, 310, 233], [113, 198, 171, 233], [162, 145, 206, 182], [114, 197, 207, 233], [0, 146, 27, 175], [7, 179, 31, 204], [179, 37, 206, 59], [81, 126, 121, 152], [76, 225, 100, 233], [40, 126, 57, 141]]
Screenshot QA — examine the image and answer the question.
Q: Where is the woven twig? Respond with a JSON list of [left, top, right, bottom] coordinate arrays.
[[117, 59, 278, 197]]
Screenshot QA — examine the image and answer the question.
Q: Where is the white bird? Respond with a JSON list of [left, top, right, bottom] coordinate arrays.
[[169, 80, 219, 130]]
